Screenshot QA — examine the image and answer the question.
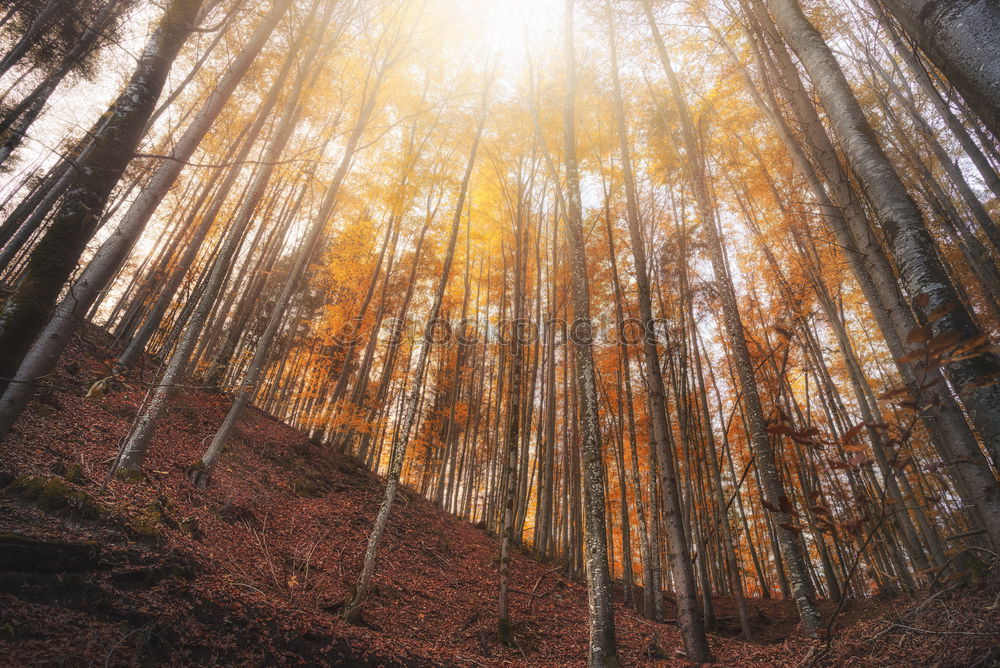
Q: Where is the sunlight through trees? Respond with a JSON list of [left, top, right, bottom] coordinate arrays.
[[2, 0, 1000, 664]]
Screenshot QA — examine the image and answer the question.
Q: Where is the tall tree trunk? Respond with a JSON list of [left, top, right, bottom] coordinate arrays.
[[0, 0, 205, 387], [692, 304, 753, 639], [111, 23, 309, 477], [742, 0, 1000, 548], [563, 2, 619, 664], [607, 2, 709, 659], [644, 0, 823, 637], [498, 180, 527, 645], [0, 0, 61, 77], [764, 0, 1000, 482], [0, 0, 125, 167], [194, 41, 389, 486], [0, 0, 297, 440]]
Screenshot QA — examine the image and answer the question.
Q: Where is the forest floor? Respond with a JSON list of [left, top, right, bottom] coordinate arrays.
[[1, 326, 999, 667]]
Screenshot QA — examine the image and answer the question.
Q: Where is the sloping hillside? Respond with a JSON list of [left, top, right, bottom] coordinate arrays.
[[1, 327, 997, 667]]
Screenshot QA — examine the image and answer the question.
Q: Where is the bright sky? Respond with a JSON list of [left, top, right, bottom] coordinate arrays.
[[459, 0, 564, 74], [0, 5, 153, 200]]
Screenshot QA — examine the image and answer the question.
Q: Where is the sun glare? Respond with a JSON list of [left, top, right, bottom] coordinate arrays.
[[2, 0, 997, 664], [459, 0, 564, 74]]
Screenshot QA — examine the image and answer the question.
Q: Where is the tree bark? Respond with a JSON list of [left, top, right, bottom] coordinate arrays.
[[0, 0, 205, 387], [608, 2, 709, 658], [764, 0, 1000, 479], [882, 0, 1000, 141], [563, 2, 619, 664]]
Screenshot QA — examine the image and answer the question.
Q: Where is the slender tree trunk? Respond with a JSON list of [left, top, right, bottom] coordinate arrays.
[[498, 180, 528, 645], [0, 0, 61, 77], [693, 308, 752, 639], [563, 3, 619, 664], [194, 42, 388, 485], [0, 0, 126, 167], [341, 88, 488, 623], [0, 0, 298, 440], [742, 0, 1000, 547], [111, 25, 308, 476], [607, 2, 709, 658]]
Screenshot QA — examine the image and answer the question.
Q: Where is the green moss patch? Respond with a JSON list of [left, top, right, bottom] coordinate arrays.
[[8, 475, 101, 519]]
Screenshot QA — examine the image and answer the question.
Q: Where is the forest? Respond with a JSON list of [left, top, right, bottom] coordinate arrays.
[[0, 0, 999, 665]]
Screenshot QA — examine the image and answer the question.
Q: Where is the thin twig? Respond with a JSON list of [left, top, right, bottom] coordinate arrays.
[[889, 623, 1000, 637]]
